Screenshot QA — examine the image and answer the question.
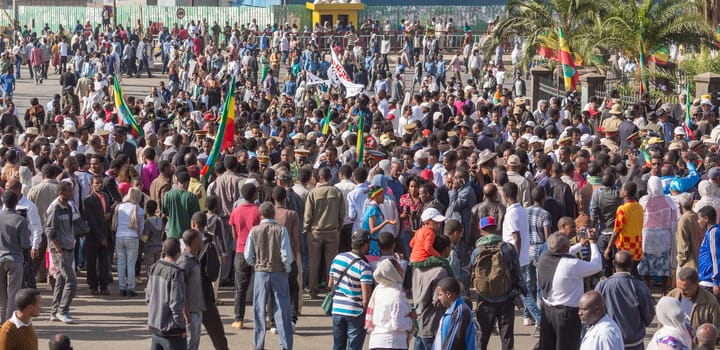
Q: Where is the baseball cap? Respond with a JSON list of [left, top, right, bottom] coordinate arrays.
[[674, 127, 686, 136], [414, 149, 428, 160], [709, 167, 720, 180], [420, 208, 446, 223], [507, 154, 521, 166], [351, 230, 372, 244], [479, 216, 497, 230]]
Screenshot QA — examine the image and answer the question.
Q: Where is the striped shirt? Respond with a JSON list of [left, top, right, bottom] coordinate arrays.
[[329, 252, 373, 317], [527, 206, 551, 260]]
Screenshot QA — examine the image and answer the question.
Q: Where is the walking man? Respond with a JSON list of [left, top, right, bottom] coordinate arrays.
[[178, 229, 205, 350], [246, 202, 294, 350], [45, 182, 77, 324], [146, 238, 186, 350], [0, 190, 30, 323]]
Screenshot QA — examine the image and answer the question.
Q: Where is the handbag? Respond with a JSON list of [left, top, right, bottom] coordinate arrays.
[[73, 217, 90, 238], [71, 202, 89, 238], [321, 256, 363, 316]]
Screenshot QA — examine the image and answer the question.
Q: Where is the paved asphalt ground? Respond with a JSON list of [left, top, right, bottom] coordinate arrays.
[[11, 61, 660, 349]]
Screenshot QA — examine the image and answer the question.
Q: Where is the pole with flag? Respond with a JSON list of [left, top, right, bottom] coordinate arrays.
[[684, 83, 694, 140], [356, 111, 365, 167], [201, 76, 237, 178], [557, 26, 579, 91], [112, 74, 144, 138], [639, 24, 649, 94]]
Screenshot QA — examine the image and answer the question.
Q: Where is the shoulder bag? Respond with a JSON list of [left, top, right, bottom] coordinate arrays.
[[321, 256, 363, 315]]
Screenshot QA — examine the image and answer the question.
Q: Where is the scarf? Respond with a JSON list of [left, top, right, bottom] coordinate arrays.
[[433, 297, 474, 350]]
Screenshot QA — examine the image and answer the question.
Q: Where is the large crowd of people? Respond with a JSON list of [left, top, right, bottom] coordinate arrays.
[[0, 12, 717, 350]]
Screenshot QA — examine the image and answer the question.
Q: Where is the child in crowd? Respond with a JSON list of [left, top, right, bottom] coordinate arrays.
[[142, 200, 164, 274]]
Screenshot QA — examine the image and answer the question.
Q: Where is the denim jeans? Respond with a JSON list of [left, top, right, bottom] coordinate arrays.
[[518, 264, 541, 323], [186, 312, 202, 350], [253, 271, 293, 350], [413, 336, 434, 350], [332, 313, 366, 350], [116, 236, 139, 291], [151, 334, 186, 350]]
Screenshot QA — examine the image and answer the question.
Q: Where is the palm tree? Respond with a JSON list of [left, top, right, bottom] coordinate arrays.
[[582, 0, 714, 64], [486, 0, 715, 76], [482, 0, 601, 68]]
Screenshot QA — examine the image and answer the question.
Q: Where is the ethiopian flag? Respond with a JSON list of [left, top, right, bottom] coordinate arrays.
[[112, 74, 143, 138], [357, 111, 365, 167], [650, 47, 669, 66], [201, 76, 237, 178], [558, 27, 578, 91], [684, 83, 694, 140], [321, 107, 331, 135]]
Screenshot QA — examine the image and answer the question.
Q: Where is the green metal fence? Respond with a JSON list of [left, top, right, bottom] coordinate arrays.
[[12, 5, 503, 34]]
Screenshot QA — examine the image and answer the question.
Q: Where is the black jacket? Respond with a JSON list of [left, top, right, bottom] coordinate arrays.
[[83, 192, 111, 246]]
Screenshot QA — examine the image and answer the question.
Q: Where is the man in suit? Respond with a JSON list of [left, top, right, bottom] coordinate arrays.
[[106, 127, 137, 165], [83, 175, 112, 296]]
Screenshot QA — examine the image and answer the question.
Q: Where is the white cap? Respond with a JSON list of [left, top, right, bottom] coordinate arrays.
[[420, 208, 446, 223], [701, 98, 714, 107], [674, 126, 686, 135], [529, 135, 543, 144], [580, 134, 595, 144], [421, 102, 431, 109], [414, 149, 428, 160], [164, 136, 174, 147]]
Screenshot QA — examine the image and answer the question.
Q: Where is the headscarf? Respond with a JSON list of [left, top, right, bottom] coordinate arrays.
[[640, 176, 679, 254], [372, 258, 403, 288], [371, 174, 394, 199], [693, 180, 720, 215], [365, 258, 409, 332], [647, 297, 693, 350], [123, 187, 142, 205], [18, 166, 32, 198], [640, 176, 679, 230]]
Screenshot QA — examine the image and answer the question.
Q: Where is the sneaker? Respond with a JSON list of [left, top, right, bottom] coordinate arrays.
[[127, 290, 137, 297], [523, 317, 535, 326], [49, 313, 58, 322], [56, 313, 75, 324], [231, 321, 243, 329], [100, 289, 110, 296], [90, 288, 100, 296], [270, 327, 278, 334]]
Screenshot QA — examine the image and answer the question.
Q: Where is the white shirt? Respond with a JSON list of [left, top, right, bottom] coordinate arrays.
[[580, 314, 624, 350], [59, 42, 68, 56], [542, 243, 602, 307], [502, 203, 530, 266], [335, 179, 356, 225], [8, 311, 31, 329]]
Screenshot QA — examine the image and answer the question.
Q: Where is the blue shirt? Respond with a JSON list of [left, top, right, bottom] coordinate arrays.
[[1, 73, 14, 92], [361, 204, 383, 256], [698, 224, 720, 286]]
